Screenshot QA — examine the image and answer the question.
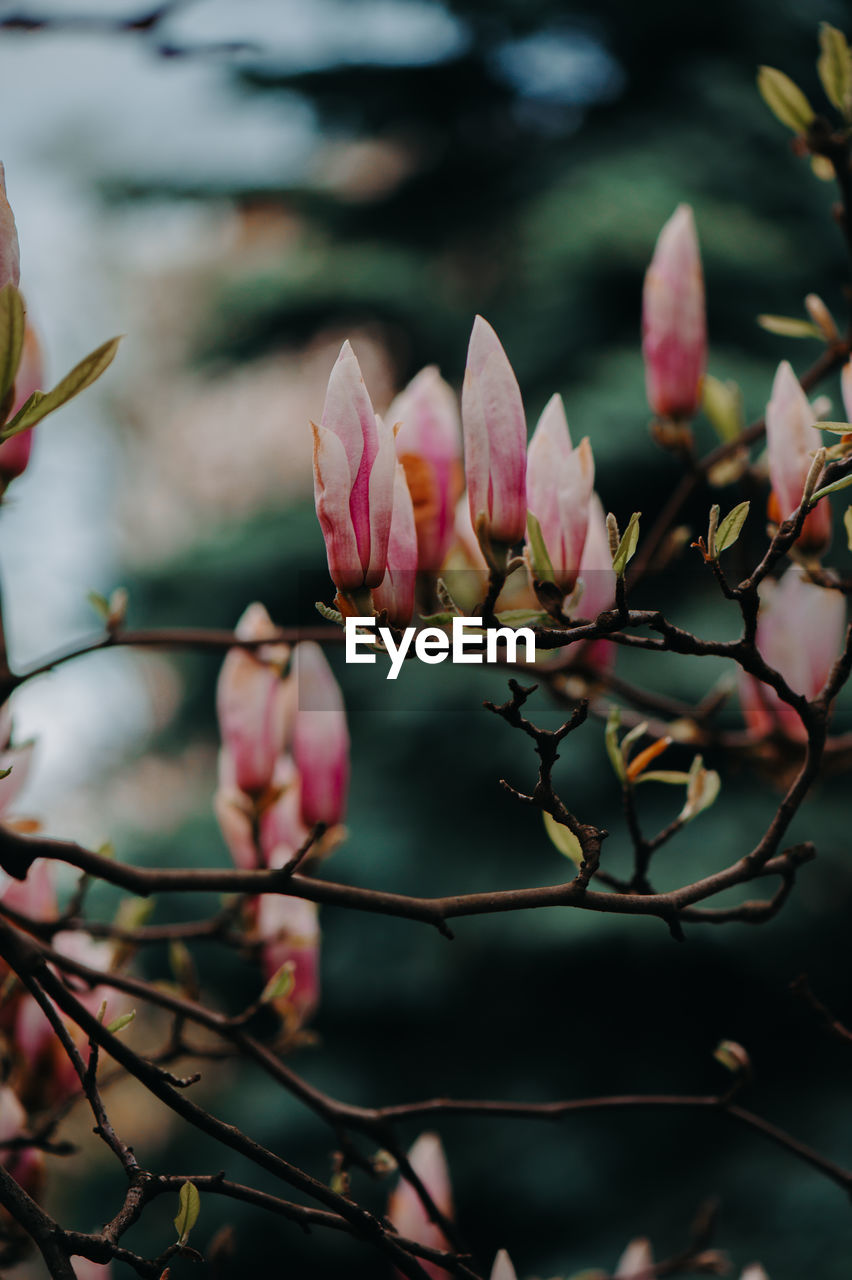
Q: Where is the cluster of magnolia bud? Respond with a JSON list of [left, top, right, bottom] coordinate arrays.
[[214, 604, 349, 1030], [312, 321, 616, 668], [387, 1131, 768, 1280]]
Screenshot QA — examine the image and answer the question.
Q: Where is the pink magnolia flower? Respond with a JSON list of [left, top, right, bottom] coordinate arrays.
[[766, 360, 831, 552], [490, 1251, 517, 1280], [616, 1237, 654, 1279], [371, 459, 418, 627], [256, 853, 320, 1029], [387, 1132, 454, 1280], [642, 204, 706, 421], [312, 341, 396, 594], [462, 316, 527, 558], [0, 325, 43, 487], [0, 164, 20, 292], [390, 366, 464, 571], [216, 603, 290, 796], [525, 393, 594, 592], [738, 567, 846, 740], [291, 642, 349, 828]]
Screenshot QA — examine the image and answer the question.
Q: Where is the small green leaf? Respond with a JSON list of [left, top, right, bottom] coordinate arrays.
[[702, 375, 743, 443], [113, 896, 155, 933], [757, 314, 823, 339], [619, 721, 649, 761], [0, 284, 26, 408], [174, 1180, 201, 1243], [494, 609, 551, 626], [314, 601, 343, 625], [542, 810, 583, 867], [634, 770, 693, 785], [169, 941, 196, 992], [816, 421, 852, 435], [418, 611, 456, 625], [87, 590, 111, 621], [679, 756, 721, 822], [715, 501, 750, 555], [260, 960, 296, 1004], [605, 706, 625, 782], [0, 767, 10, 782], [818, 23, 852, 114], [1, 336, 121, 439], [526, 511, 555, 582], [811, 472, 852, 501], [757, 66, 816, 134], [106, 1010, 136, 1035], [844, 506, 852, 550], [611, 511, 641, 577]]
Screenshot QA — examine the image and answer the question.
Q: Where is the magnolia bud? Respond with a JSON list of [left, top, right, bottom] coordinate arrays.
[[462, 316, 527, 560], [642, 204, 706, 421]]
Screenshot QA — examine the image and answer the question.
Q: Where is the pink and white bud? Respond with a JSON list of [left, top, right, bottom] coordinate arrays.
[[740, 1268, 769, 1280], [0, 1084, 42, 1199], [642, 204, 706, 421], [390, 366, 463, 571], [73, 1260, 115, 1279], [372, 459, 418, 627], [291, 642, 349, 828], [462, 316, 527, 556], [616, 1237, 654, 1279], [490, 1251, 517, 1280], [525, 393, 594, 592], [256, 854, 320, 1028], [0, 325, 43, 486], [738, 567, 846, 740], [0, 165, 20, 292], [387, 1132, 453, 1280], [766, 361, 831, 551], [216, 604, 289, 796], [312, 341, 396, 593]]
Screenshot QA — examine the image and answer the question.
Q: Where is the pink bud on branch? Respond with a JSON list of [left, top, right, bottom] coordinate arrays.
[[216, 604, 289, 797], [291, 641, 349, 828], [642, 204, 706, 421], [525, 393, 595, 593], [312, 341, 396, 595], [387, 1132, 454, 1280], [390, 366, 464, 572], [766, 360, 831, 551], [738, 567, 846, 740], [462, 316, 527, 561]]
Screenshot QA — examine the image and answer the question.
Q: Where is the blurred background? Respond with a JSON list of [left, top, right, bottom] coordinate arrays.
[[4, 0, 852, 1275]]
